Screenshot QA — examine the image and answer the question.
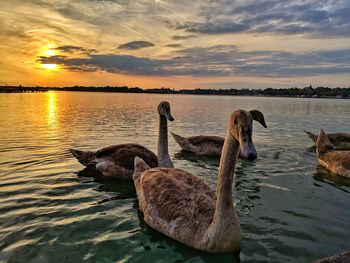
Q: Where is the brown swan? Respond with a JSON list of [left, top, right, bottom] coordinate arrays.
[[171, 110, 267, 160], [316, 128, 350, 178], [305, 130, 350, 150], [313, 250, 350, 263], [132, 109, 256, 253], [69, 101, 174, 178]]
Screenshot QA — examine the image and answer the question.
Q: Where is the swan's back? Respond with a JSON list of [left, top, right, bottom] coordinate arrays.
[[95, 143, 158, 170], [187, 135, 224, 147], [316, 129, 350, 177], [138, 167, 216, 247]]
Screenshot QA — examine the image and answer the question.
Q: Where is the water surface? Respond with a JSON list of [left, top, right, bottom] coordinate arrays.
[[0, 92, 349, 262]]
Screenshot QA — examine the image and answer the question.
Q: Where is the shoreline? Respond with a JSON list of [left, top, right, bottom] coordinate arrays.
[[0, 85, 349, 99]]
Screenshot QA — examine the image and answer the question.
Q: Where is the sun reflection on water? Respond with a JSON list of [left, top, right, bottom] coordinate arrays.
[[47, 91, 57, 125]]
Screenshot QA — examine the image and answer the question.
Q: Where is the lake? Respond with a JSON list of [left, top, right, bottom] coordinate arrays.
[[0, 92, 349, 263]]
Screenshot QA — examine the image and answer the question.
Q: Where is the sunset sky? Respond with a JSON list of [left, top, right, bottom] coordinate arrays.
[[1, 0, 350, 89]]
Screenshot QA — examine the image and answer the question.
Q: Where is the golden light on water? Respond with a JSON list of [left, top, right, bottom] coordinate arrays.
[[47, 91, 57, 125]]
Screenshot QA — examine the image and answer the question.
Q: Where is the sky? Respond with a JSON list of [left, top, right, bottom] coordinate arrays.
[[1, 0, 350, 89]]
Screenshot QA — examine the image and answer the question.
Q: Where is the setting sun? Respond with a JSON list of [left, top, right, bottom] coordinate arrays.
[[40, 47, 58, 71], [45, 49, 55, 56], [41, 63, 58, 70]]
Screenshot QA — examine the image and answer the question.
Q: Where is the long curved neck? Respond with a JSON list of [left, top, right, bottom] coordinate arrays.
[[214, 131, 239, 220], [200, 130, 240, 249], [157, 115, 174, 168]]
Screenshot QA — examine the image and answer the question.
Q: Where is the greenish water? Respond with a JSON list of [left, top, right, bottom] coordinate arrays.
[[0, 92, 349, 263]]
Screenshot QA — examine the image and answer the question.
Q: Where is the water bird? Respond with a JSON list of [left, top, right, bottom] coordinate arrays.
[[132, 109, 256, 252], [171, 110, 267, 160], [313, 250, 350, 263], [316, 128, 350, 178], [305, 130, 350, 150], [69, 101, 174, 178]]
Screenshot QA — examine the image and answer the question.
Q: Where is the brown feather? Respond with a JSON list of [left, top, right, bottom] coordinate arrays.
[[71, 143, 157, 179], [316, 129, 350, 178], [313, 250, 350, 263], [305, 130, 350, 150]]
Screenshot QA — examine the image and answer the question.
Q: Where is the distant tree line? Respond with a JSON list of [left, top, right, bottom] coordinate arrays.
[[179, 85, 350, 98], [1, 85, 349, 98]]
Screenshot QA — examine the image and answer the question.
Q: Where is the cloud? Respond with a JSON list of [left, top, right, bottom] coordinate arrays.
[[165, 44, 183, 48], [171, 35, 197, 40], [36, 45, 350, 77], [54, 45, 96, 53], [170, 0, 350, 37], [173, 21, 250, 34], [117, 40, 155, 50]]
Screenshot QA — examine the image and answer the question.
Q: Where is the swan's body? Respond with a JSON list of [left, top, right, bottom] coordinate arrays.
[[305, 130, 350, 150], [171, 110, 267, 160], [171, 133, 225, 156], [313, 250, 350, 263], [70, 144, 158, 178], [133, 109, 259, 252], [316, 129, 350, 178], [70, 101, 174, 178]]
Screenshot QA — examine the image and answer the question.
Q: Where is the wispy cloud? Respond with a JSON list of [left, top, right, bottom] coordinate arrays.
[[2, 0, 350, 87], [117, 41, 155, 50], [54, 45, 96, 54], [165, 44, 183, 48], [171, 35, 197, 40], [170, 0, 350, 37]]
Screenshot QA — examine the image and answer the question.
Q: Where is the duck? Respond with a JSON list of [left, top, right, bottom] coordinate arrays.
[[69, 101, 174, 178], [313, 250, 350, 263], [316, 128, 350, 178], [132, 109, 257, 253], [171, 110, 267, 160], [305, 130, 350, 150]]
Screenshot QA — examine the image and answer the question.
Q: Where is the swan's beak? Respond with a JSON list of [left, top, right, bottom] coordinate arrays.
[[165, 112, 174, 122], [239, 126, 257, 160], [240, 143, 257, 160]]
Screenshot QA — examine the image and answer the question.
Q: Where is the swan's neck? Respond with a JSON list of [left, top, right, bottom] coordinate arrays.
[[202, 131, 240, 247], [158, 115, 173, 168], [214, 131, 239, 220]]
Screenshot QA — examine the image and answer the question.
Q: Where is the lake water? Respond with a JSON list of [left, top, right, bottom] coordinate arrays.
[[0, 92, 349, 263]]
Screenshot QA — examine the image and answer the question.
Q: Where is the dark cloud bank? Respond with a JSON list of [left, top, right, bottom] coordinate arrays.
[[38, 44, 350, 77]]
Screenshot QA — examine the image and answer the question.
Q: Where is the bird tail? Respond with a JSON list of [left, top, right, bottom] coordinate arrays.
[[133, 157, 150, 197], [133, 157, 150, 178], [171, 132, 192, 151], [69, 148, 95, 166], [316, 128, 334, 156], [304, 130, 318, 142]]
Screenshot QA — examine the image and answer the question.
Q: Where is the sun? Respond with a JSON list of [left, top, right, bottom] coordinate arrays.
[[41, 47, 59, 71], [45, 49, 55, 56], [42, 63, 58, 70]]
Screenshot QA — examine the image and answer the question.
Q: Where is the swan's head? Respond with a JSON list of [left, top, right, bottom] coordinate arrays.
[[229, 109, 267, 160], [158, 101, 174, 121]]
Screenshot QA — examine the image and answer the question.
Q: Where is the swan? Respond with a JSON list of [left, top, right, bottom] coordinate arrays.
[[316, 129, 350, 178], [171, 110, 267, 160], [132, 109, 256, 253], [313, 250, 350, 263], [305, 130, 350, 150], [69, 101, 174, 178]]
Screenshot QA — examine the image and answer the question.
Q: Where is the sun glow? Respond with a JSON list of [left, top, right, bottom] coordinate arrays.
[[45, 49, 55, 56], [42, 63, 58, 70], [40, 45, 59, 72]]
